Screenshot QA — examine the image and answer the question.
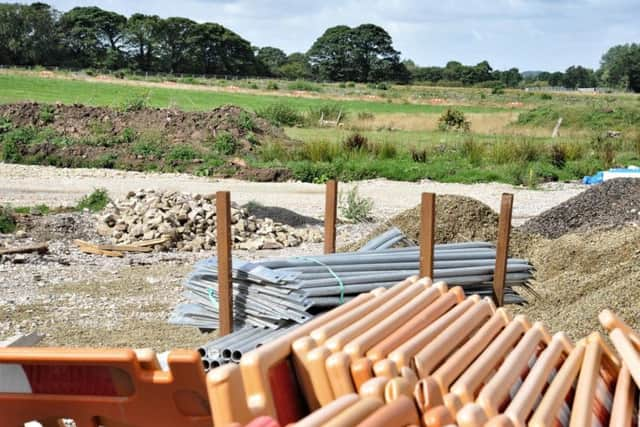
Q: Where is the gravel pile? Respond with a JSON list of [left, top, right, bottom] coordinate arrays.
[[98, 189, 323, 251], [519, 179, 640, 238], [342, 195, 500, 251], [511, 224, 640, 340]]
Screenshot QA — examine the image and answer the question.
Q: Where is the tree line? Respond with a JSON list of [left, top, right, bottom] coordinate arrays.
[[1, 2, 639, 91]]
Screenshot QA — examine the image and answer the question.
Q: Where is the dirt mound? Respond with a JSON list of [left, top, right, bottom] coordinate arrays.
[[17, 212, 99, 242], [511, 224, 640, 340], [0, 102, 286, 154], [520, 179, 640, 238], [343, 195, 500, 251]]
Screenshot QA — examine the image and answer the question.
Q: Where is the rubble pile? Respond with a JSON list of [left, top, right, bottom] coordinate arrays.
[[97, 190, 322, 251]]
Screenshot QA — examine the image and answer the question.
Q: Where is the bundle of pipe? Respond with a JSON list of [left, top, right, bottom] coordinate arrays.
[[170, 228, 532, 331], [197, 325, 294, 370]]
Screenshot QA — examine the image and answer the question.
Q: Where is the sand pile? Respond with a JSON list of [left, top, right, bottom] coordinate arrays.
[[520, 179, 640, 238]]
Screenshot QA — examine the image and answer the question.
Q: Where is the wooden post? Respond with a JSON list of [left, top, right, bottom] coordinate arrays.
[[324, 180, 338, 254], [493, 193, 513, 307], [419, 193, 436, 279], [216, 191, 233, 336]]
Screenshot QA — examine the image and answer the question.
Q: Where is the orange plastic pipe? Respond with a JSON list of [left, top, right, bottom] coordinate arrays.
[[609, 364, 636, 427], [389, 292, 476, 370], [292, 394, 360, 427], [366, 285, 459, 363], [322, 397, 384, 427], [351, 358, 375, 391], [413, 298, 495, 378], [359, 377, 389, 401], [431, 308, 511, 395], [456, 403, 489, 427], [610, 328, 640, 391], [326, 352, 357, 398], [384, 377, 413, 402], [599, 310, 640, 350], [356, 396, 420, 427]]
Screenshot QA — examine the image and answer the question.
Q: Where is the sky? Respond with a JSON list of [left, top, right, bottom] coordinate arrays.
[[22, 0, 640, 71]]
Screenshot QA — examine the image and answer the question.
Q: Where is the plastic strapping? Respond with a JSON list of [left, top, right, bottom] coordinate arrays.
[[294, 256, 345, 304]]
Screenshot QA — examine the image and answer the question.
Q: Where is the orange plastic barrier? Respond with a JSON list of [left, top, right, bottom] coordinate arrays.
[[0, 347, 211, 427]]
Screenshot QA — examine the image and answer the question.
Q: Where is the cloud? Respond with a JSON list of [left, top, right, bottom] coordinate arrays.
[[17, 0, 640, 70]]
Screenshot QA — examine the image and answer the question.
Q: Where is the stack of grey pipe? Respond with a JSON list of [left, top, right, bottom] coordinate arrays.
[[197, 325, 294, 370], [171, 228, 533, 338]]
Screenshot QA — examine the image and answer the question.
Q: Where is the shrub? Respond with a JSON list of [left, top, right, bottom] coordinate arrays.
[[343, 133, 369, 152], [214, 132, 238, 155], [491, 85, 505, 95], [167, 145, 199, 162], [120, 127, 137, 144], [438, 109, 470, 132], [340, 186, 374, 222], [540, 93, 553, 100], [591, 134, 617, 169], [297, 140, 341, 162], [93, 153, 118, 168], [266, 81, 279, 90], [258, 103, 304, 127], [346, 82, 356, 88], [237, 111, 255, 132], [76, 188, 109, 212], [258, 141, 289, 162], [287, 80, 322, 92], [0, 205, 17, 234], [357, 112, 375, 120], [249, 83, 259, 90], [461, 137, 485, 166], [410, 147, 427, 163], [550, 144, 567, 168], [0, 117, 12, 133], [371, 141, 398, 159], [120, 91, 150, 112], [38, 105, 55, 124]]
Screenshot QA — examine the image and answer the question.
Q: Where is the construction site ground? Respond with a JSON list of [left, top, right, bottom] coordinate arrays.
[[0, 163, 589, 349]]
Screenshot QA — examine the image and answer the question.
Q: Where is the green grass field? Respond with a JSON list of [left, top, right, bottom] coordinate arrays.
[[0, 73, 504, 114], [1, 70, 639, 186]]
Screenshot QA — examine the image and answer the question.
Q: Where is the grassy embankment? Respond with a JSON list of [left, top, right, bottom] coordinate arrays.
[[1, 71, 639, 185]]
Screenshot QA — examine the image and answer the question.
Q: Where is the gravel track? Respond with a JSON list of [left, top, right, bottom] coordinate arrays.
[[0, 163, 585, 225]]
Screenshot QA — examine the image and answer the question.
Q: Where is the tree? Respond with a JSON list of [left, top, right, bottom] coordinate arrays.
[[256, 46, 287, 76], [157, 17, 196, 73], [308, 25, 352, 81], [600, 43, 640, 92], [0, 3, 59, 65], [563, 65, 596, 89], [500, 67, 522, 87], [279, 52, 311, 79], [124, 13, 162, 71], [307, 24, 405, 82], [58, 6, 127, 68], [548, 72, 564, 87]]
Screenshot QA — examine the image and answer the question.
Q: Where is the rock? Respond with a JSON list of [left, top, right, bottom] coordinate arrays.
[[262, 239, 283, 250], [129, 224, 143, 238]]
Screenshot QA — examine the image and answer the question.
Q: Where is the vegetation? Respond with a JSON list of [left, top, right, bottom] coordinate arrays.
[[340, 186, 374, 223], [0, 205, 17, 234], [76, 188, 110, 212], [438, 109, 470, 132]]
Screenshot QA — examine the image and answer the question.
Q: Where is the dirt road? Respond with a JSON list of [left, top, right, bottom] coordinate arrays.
[[0, 163, 585, 225]]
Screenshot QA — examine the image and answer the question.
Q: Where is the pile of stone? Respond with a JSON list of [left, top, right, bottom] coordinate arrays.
[[97, 189, 322, 251]]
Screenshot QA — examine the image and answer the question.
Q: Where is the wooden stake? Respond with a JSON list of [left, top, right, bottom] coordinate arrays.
[[493, 193, 513, 307], [216, 191, 233, 336], [419, 193, 436, 279], [324, 180, 338, 254]]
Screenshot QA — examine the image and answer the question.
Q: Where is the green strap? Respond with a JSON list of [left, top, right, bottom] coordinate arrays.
[[207, 287, 219, 309], [295, 257, 345, 304]]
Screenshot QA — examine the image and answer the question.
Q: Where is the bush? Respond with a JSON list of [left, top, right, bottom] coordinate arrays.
[[237, 111, 255, 132], [0, 205, 17, 234], [120, 127, 137, 144], [258, 103, 304, 127], [93, 153, 118, 168], [343, 133, 369, 152], [266, 81, 279, 90], [491, 84, 505, 95], [120, 91, 150, 112], [214, 132, 238, 155], [438, 109, 470, 132], [76, 188, 109, 212], [340, 186, 374, 222], [550, 144, 567, 168], [460, 137, 485, 166], [357, 112, 375, 120], [38, 105, 55, 124], [540, 93, 553, 100], [371, 141, 398, 159], [297, 140, 341, 162], [0, 117, 12, 133], [591, 134, 617, 169], [307, 103, 345, 126], [167, 145, 199, 162], [410, 147, 427, 163], [287, 80, 322, 92], [258, 141, 289, 162]]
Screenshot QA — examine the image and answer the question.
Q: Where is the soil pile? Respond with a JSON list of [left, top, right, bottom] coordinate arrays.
[[98, 189, 323, 251], [0, 102, 286, 154], [511, 224, 640, 340], [520, 179, 640, 238], [343, 195, 500, 251]]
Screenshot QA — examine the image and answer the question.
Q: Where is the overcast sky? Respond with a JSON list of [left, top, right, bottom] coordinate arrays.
[[26, 0, 640, 71]]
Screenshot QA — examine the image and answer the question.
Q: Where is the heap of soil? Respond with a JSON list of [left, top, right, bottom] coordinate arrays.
[[511, 224, 640, 340], [0, 102, 287, 154], [343, 195, 500, 251], [520, 179, 640, 239]]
